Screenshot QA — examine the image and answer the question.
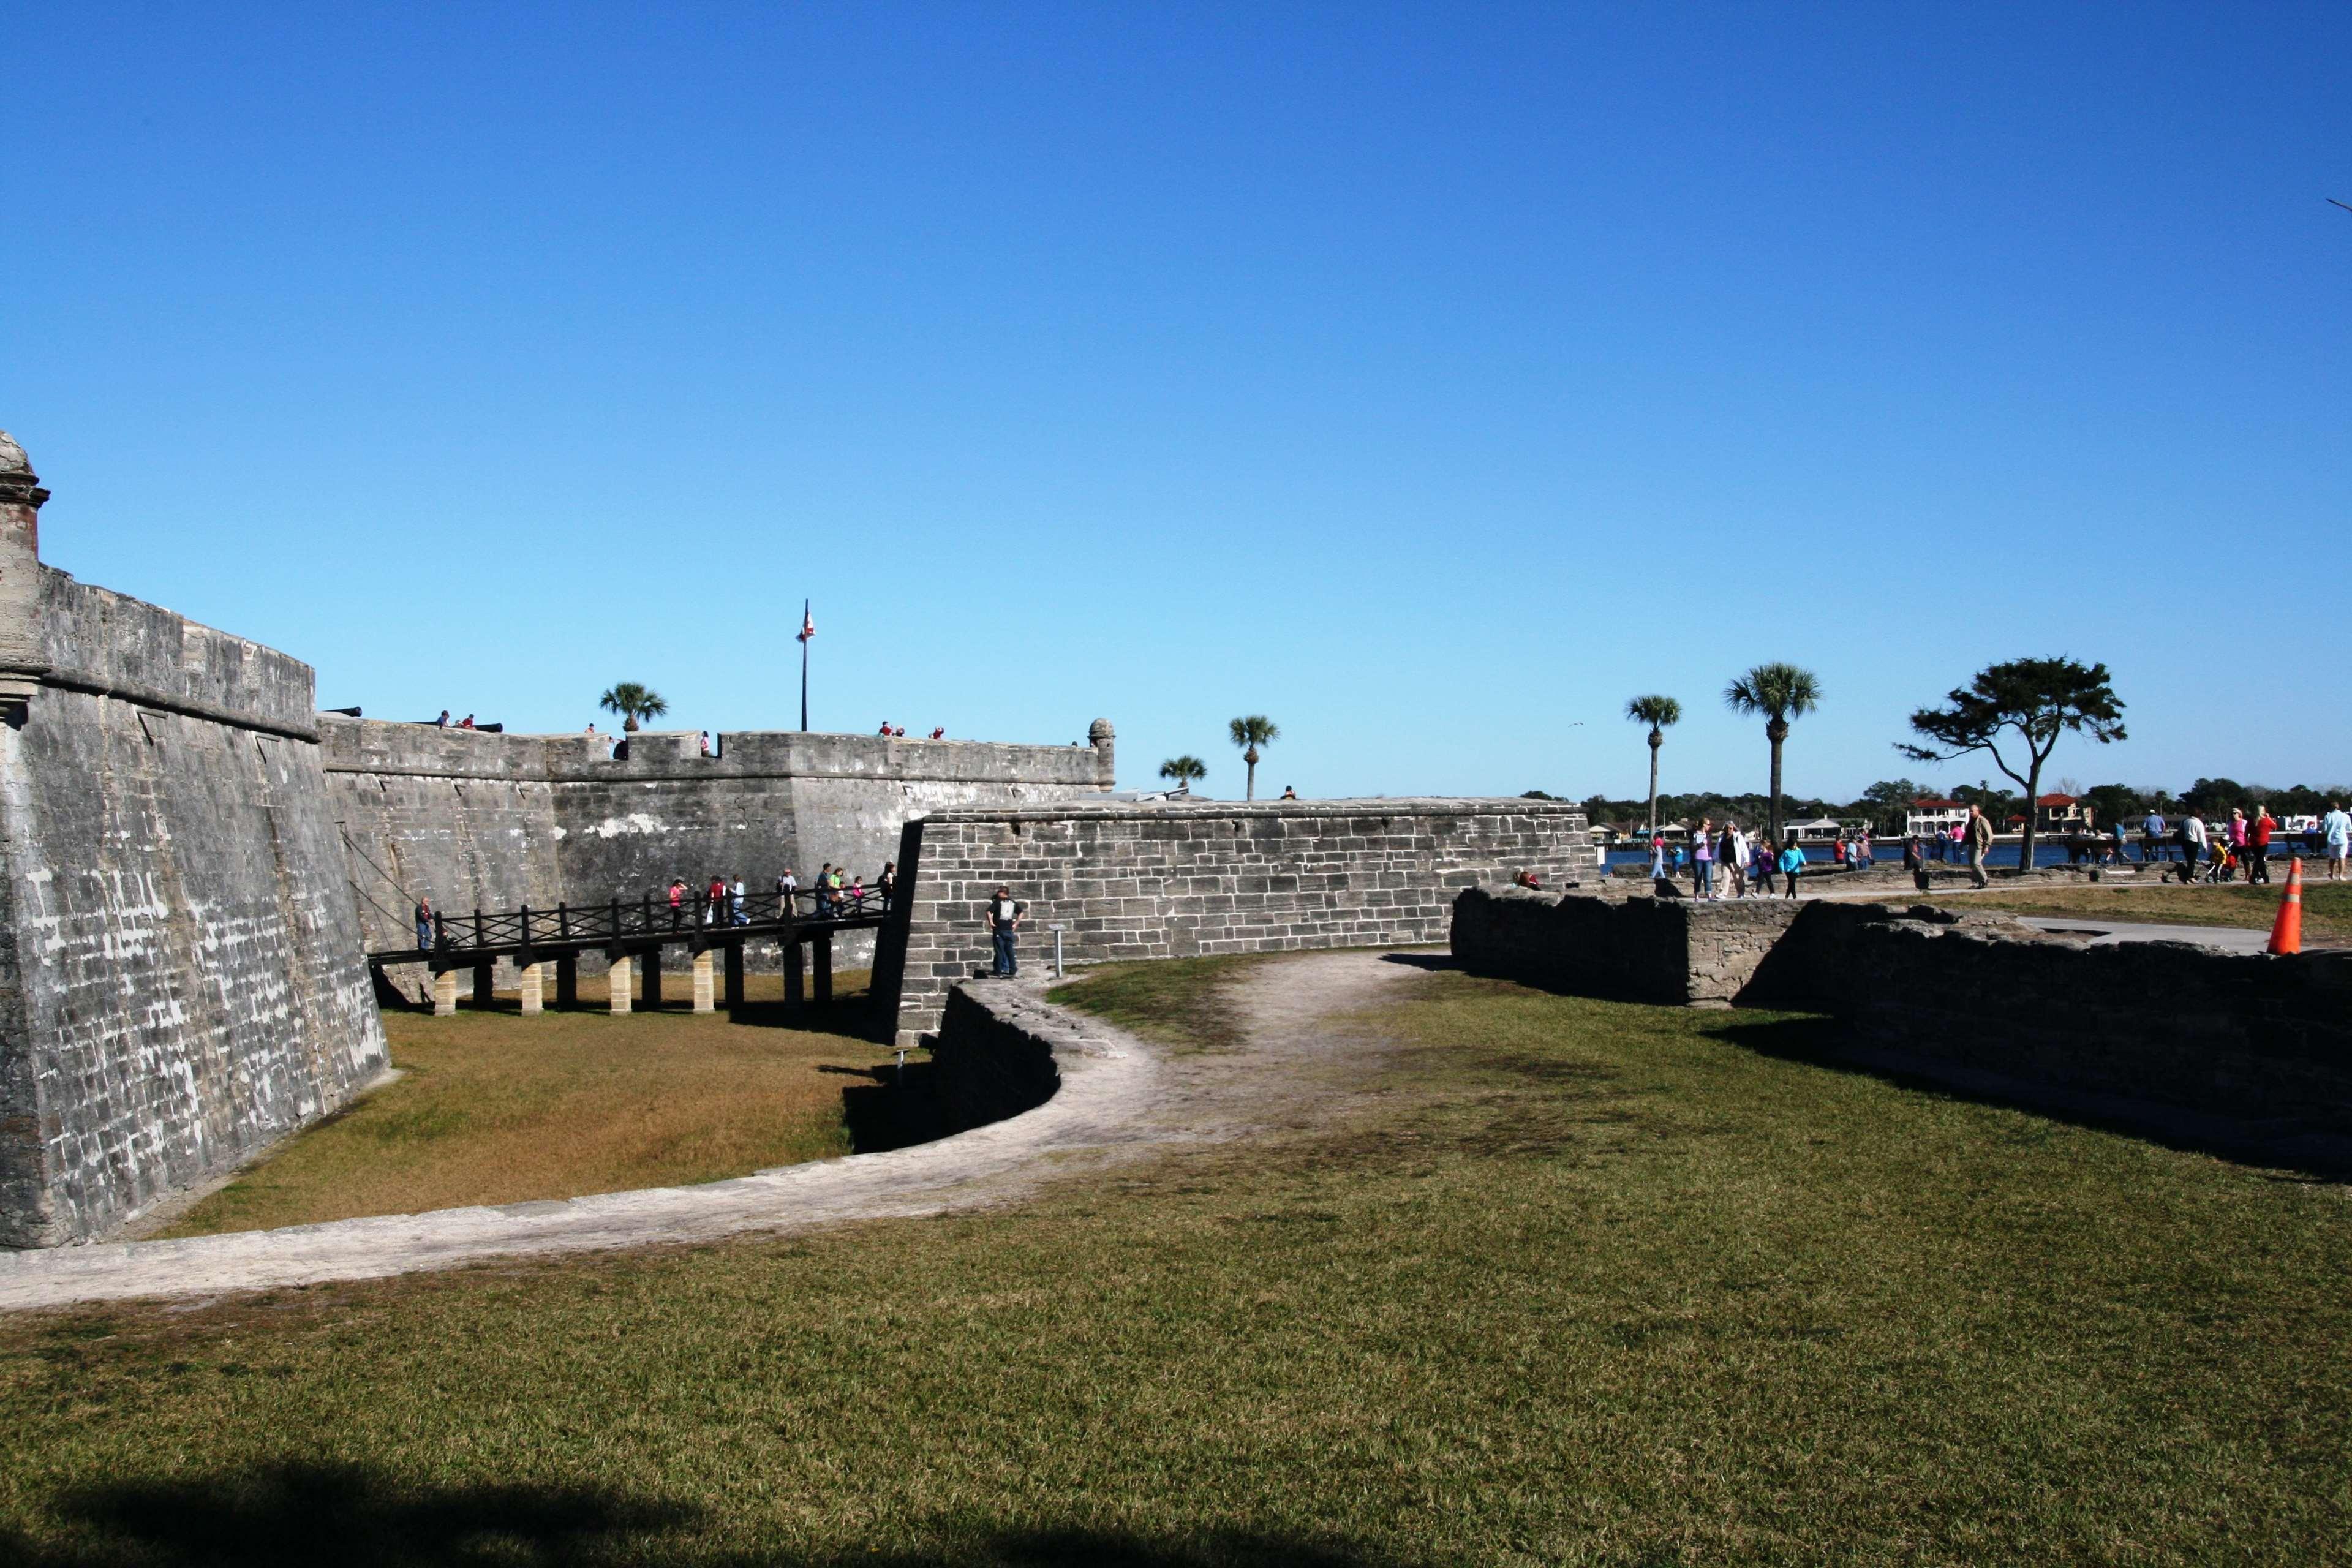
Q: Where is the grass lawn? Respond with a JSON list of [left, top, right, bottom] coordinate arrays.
[[4, 957, 2346, 1563], [154, 971, 884, 1238], [1914, 879, 2352, 942]]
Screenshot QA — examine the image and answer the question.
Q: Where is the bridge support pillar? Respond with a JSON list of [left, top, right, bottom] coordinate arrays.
[[432, 969, 458, 1017], [519, 963, 545, 1016], [692, 951, 715, 1013], [812, 932, 832, 1005], [472, 962, 494, 1009], [608, 956, 633, 1015], [723, 942, 745, 1010], [643, 956, 664, 1009], [556, 956, 578, 1009], [783, 940, 804, 1008]]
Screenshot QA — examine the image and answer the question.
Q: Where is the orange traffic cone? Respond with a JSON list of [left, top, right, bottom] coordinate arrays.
[[2267, 858, 2304, 956]]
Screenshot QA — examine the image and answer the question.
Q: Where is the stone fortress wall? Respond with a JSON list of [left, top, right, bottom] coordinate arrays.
[[1451, 886, 2352, 1142], [873, 798, 1600, 1044], [328, 720, 1117, 976], [0, 437, 388, 1246]]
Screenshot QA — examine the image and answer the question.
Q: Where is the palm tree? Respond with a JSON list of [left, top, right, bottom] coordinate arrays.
[[1624, 695, 1682, 836], [1227, 716, 1280, 802], [1723, 663, 1823, 844], [598, 681, 669, 733], [1158, 756, 1207, 795]]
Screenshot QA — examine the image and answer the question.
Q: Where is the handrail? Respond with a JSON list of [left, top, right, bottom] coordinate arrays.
[[383, 887, 893, 959]]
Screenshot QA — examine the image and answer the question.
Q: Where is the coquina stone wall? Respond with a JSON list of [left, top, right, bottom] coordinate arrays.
[[0, 436, 387, 1245], [873, 799, 1598, 1044], [1451, 886, 2352, 1137], [328, 719, 1116, 974]]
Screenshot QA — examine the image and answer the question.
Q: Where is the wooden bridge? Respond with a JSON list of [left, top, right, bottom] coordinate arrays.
[[369, 889, 891, 1016]]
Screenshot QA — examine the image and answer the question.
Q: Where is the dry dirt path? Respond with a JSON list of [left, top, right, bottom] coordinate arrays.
[[0, 951, 1418, 1313]]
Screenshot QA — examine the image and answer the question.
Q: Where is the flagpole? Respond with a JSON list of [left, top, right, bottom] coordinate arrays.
[[799, 598, 810, 732]]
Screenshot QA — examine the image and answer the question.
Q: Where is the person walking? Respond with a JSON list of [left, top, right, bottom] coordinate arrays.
[[2323, 801, 2351, 881], [2181, 812, 2207, 884], [2143, 808, 2167, 863], [667, 878, 687, 930], [878, 861, 897, 908], [775, 867, 797, 916], [730, 875, 747, 925], [1648, 834, 1667, 882], [1754, 836, 1778, 897], [414, 896, 435, 951], [2227, 808, 2248, 867], [704, 875, 726, 925], [2248, 806, 2276, 884], [1777, 838, 1805, 898], [986, 884, 1025, 976], [1965, 804, 1994, 889], [1692, 818, 1716, 900], [1723, 821, 1749, 898]]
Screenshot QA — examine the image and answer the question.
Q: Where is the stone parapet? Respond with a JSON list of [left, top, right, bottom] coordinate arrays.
[[875, 799, 1599, 1044]]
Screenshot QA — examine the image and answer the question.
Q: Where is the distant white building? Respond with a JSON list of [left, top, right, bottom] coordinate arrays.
[[1905, 797, 1969, 839], [1782, 816, 1845, 845]]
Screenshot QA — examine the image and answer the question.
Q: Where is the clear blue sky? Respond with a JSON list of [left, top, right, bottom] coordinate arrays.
[[6, 5, 2346, 802]]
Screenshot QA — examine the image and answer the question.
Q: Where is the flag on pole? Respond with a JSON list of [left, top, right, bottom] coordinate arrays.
[[797, 607, 815, 642]]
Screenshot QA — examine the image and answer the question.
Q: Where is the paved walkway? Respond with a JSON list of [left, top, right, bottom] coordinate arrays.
[[0, 951, 1425, 1314], [2011, 915, 2274, 953]]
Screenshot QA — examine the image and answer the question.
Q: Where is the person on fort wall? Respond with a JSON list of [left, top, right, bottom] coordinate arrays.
[[1754, 837, 1778, 897], [1965, 804, 1994, 889], [1691, 817, 1716, 900], [987, 884, 1026, 977], [1721, 821, 1749, 899], [414, 896, 435, 951], [1280, 785, 1298, 801]]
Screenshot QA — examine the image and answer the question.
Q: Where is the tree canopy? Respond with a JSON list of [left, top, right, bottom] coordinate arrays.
[[1898, 658, 2125, 790]]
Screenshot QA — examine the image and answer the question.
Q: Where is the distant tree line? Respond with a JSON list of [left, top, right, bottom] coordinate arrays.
[[1537, 778, 2352, 836]]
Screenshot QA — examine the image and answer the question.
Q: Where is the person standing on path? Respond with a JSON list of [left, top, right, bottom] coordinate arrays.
[[986, 884, 1025, 976], [2248, 807, 2275, 883], [1777, 839, 1805, 898], [414, 897, 434, 951], [2323, 801, 2351, 881], [1965, 804, 1994, 889], [2227, 808, 2248, 866], [2181, 812, 2207, 883], [2143, 809, 2167, 863], [1692, 818, 1716, 900]]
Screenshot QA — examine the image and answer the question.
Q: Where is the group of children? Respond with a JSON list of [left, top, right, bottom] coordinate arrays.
[[1649, 824, 1809, 900]]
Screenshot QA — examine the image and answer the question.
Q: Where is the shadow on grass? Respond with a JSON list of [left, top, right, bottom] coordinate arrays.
[[838, 1060, 948, 1154], [1379, 952, 1459, 973], [4, 1462, 1418, 1566], [1709, 1013, 2352, 1178]]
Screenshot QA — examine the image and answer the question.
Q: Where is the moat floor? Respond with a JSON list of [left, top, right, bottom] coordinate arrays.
[[1, 952, 2345, 1562]]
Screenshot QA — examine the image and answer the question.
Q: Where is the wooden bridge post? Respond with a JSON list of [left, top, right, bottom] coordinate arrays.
[[432, 969, 458, 1017], [556, 956, 578, 1009], [642, 952, 664, 1008], [608, 955, 633, 1015], [723, 941, 745, 1010], [519, 963, 545, 1016], [691, 951, 715, 1013], [472, 961, 494, 1009], [783, 939, 804, 1008], [812, 931, 833, 1005]]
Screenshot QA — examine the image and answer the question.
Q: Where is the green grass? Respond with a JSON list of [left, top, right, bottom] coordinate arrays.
[[3, 958, 2347, 1564], [156, 972, 879, 1237], [1046, 955, 1264, 1053], [1917, 880, 2352, 941]]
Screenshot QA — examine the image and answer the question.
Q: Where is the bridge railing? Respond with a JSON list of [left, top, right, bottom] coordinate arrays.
[[409, 887, 892, 955]]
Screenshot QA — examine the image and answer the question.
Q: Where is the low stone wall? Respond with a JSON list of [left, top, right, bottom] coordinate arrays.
[[931, 983, 1077, 1134], [876, 799, 1599, 1044], [1450, 886, 2352, 1139]]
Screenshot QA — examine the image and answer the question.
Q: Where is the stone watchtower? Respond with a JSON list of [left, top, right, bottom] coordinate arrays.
[[1088, 717, 1115, 783], [0, 433, 49, 724]]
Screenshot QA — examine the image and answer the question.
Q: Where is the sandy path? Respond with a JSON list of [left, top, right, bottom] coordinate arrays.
[[0, 951, 1415, 1313]]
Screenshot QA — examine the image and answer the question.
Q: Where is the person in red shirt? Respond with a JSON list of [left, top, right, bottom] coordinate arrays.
[[705, 876, 726, 925], [2249, 807, 2277, 884]]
